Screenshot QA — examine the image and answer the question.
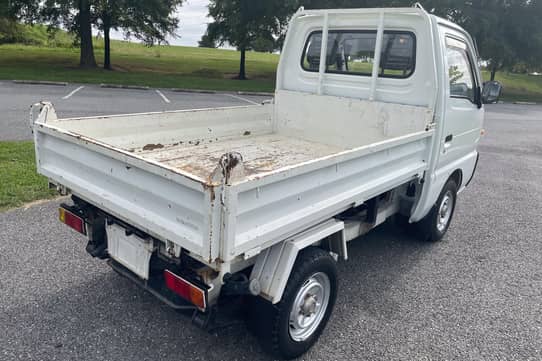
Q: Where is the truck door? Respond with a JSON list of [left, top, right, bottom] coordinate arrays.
[[438, 35, 484, 173]]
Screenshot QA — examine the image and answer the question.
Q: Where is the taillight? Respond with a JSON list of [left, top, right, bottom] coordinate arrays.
[[164, 270, 206, 310], [59, 207, 86, 235]]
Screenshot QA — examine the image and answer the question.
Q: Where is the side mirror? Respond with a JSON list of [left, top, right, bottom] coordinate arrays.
[[482, 81, 503, 104]]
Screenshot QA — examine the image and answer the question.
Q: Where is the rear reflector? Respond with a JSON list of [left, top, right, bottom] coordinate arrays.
[[164, 270, 206, 310], [59, 207, 86, 235]]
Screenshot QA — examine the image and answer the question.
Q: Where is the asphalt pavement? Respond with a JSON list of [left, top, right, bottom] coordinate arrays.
[[0, 80, 270, 141], [1, 101, 541, 360]]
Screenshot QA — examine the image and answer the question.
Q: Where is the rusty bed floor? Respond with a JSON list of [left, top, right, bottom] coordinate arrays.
[[135, 134, 344, 180]]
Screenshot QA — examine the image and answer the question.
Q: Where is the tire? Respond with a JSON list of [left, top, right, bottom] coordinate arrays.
[[247, 247, 338, 360], [414, 178, 458, 242]]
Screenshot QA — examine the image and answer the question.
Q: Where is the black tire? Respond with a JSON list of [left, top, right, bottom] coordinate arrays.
[[247, 247, 338, 360], [414, 178, 458, 242]]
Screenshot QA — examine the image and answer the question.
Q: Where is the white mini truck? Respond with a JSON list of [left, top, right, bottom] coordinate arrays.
[[32, 5, 493, 359]]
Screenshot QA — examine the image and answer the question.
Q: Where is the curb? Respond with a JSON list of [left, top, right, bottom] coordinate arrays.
[[100, 83, 150, 90], [169, 88, 218, 94], [513, 101, 538, 105], [13, 80, 68, 86], [237, 91, 274, 97]]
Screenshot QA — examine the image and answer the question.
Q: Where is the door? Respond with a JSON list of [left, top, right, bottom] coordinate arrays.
[[438, 33, 484, 171]]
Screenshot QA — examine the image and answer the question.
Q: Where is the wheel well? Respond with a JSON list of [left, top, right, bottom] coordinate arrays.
[[449, 169, 463, 188]]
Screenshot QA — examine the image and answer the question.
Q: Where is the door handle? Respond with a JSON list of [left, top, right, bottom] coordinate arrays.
[[443, 134, 453, 151]]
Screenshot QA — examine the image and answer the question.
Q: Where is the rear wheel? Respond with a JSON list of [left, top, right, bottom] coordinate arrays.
[[415, 179, 458, 242], [247, 247, 338, 359]]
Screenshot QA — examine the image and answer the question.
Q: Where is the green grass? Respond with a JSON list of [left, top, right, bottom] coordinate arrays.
[[0, 41, 279, 92], [2, 31, 542, 98], [0, 141, 57, 211], [482, 71, 542, 102]]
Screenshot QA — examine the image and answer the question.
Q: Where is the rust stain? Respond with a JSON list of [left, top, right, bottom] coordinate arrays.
[[142, 143, 164, 151]]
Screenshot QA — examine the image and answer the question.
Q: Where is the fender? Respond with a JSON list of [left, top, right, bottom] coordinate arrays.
[[410, 150, 478, 222]]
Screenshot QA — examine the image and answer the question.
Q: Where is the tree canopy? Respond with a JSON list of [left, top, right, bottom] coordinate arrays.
[[203, 0, 294, 79], [202, 0, 542, 79], [27, 0, 182, 68]]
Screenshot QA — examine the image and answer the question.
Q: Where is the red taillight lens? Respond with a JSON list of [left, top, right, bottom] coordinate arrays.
[[164, 270, 206, 310], [59, 207, 86, 235]]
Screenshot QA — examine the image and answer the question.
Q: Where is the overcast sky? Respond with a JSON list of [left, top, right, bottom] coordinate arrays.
[[110, 0, 210, 47]]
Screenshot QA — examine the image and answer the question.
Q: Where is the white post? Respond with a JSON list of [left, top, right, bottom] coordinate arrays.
[[369, 11, 385, 101], [317, 12, 329, 95]]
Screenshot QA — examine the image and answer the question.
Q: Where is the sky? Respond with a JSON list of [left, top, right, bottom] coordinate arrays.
[[110, 0, 210, 47]]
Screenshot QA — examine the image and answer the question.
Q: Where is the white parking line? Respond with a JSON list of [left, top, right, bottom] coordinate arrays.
[[62, 86, 85, 100], [224, 93, 261, 105], [155, 89, 171, 104]]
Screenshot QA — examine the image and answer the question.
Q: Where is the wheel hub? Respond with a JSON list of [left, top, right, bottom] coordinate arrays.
[[437, 191, 454, 232], [288, 272, 331, 342], [300, 294, 317, 316]]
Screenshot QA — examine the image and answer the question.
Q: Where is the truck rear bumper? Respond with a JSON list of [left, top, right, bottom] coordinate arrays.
[[108, 259, 198, 311]]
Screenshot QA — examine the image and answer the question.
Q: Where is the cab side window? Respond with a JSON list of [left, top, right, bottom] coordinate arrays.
[[446, 37, 475, 102]]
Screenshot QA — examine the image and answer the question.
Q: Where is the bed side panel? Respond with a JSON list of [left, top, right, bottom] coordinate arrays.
[[227, 134, 431, 261]]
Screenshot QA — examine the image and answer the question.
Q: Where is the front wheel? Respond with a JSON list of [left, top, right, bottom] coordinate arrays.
[[414, 178, 458, 242], [247, 247, 338, 359]]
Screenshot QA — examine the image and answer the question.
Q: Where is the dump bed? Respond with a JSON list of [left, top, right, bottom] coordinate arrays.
[[33, 90, 433, 268]]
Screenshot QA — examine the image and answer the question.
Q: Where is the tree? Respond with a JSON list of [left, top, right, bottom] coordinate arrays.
[[0, 0, 39, 43], [198, 31, 216, 48], [95, 0, 183, 70], [204, 0, 292, 80], [41, 0, 182, 70], [42, 0, 97, 67]]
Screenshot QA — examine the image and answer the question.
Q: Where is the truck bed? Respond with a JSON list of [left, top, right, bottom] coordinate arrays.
[[136, 134, 343, 181], [33, 92, 434, 266]]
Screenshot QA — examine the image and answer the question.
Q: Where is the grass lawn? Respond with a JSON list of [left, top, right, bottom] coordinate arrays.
[[0, 42, 279, 92], [482, 71, 542, 102], [0, 141, 57, 211], [2, 42, 542, 100]]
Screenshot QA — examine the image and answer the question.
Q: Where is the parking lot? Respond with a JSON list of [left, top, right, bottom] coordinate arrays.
[[0, 83, 541, 360], [0, 81, 270, 141]]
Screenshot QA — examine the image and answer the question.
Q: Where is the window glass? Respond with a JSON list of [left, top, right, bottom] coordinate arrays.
[[446, 39, 475, 101], [301, 30, 416, 78]]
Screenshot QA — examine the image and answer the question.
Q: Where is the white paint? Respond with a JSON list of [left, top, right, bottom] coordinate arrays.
[[317, 12, 329, 95], [62, 86, 84, 100], [250, 219, 345, 303], [369, 11, 385, 101], [224, 93, 260, 105], [155, 89, 171, 104]]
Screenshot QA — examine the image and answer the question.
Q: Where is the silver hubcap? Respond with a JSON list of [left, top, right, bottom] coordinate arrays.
[[437, 191, 454, 232], [288, 272, 330, 342]]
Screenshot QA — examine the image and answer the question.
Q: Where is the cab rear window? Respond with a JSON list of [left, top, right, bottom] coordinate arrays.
[[301, 30, 416, 79]]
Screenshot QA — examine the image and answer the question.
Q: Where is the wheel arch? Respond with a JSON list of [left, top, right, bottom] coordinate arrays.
[[449, 168, 463, 189], [410, 151, 478, 222], [249, 219, 345, 304]]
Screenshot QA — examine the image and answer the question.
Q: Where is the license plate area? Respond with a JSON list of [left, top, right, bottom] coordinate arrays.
[[106, 223, 153, 280]]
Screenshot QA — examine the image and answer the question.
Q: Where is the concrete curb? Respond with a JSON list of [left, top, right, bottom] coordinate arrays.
[[513, 101, 538, 105], [100, 83, 150, 90], [169, 88, 218, 94], [13, 80, 68, 86], [237, 91, 274, 97], [169, 88, 274, 97]]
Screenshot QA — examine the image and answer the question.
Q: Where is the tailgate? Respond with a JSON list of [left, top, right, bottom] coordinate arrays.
[[33, 116, 219, 263]]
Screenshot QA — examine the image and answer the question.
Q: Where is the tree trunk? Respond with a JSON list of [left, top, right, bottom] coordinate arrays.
[[103, 13, 112, 70], [238, 47, 246, 80], [490, 64, 497, 81], [78, 0, 97, 68]]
